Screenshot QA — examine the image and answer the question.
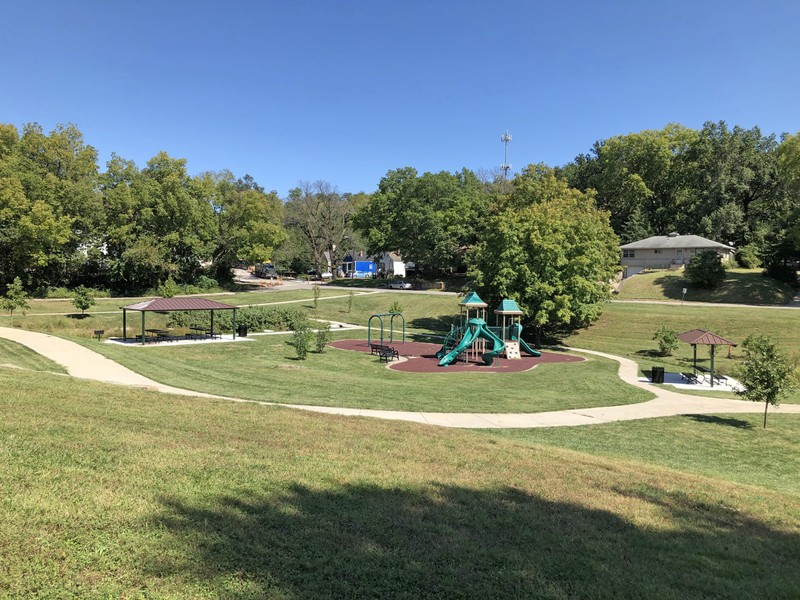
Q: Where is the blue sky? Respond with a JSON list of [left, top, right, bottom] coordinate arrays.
[[2, 0, 799, 196]]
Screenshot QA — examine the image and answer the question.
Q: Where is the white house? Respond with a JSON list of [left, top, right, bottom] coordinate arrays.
[[377, 252, 409, 278], [620, 233, 735, 276]]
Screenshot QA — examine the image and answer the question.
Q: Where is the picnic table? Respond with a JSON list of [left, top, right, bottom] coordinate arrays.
[[145, 328, 172, 343], [186, 326, 221, 340]]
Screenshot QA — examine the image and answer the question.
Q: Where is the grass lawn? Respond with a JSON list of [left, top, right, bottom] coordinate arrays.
[[0, 338, 66, 373], [564, 301, 800, 403], [74, 333, 651, 413], [2, 369, 799, 598], [482, 413, 800, 497], [617, 268, 797, 304]]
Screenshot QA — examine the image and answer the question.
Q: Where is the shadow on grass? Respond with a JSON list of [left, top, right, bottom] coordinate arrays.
[[147, 482, 798, 599], [65, 313, 90, 320], [634, 349, 666, 358], [685, 414, 754, 429]]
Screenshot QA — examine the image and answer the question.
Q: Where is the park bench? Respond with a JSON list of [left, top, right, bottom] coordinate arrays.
[[370, 343, 391, 355], [378, 347, 399, 362]]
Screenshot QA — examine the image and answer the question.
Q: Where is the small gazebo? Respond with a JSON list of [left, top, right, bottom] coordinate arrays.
[[677, 329, 737, 387], [122, 297, 238, 345]]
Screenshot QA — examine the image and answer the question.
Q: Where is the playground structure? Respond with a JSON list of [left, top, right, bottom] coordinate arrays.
[[436, 293, 541, 367], [368, 312, 405, 346]]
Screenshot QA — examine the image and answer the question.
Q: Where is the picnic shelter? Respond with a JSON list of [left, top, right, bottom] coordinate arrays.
[[677, 329, 737, 387], [122, 297, 238, 345]]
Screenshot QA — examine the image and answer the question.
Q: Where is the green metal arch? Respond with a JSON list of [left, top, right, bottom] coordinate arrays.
[[367, 312, 405, 346]]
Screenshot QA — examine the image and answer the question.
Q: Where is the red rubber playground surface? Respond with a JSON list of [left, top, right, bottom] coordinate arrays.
[[330, 339, 584, 373]]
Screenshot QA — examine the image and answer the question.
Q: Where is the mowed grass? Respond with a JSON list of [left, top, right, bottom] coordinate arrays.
[[483, 413, 800, 497], [2, 369, 799, 599], [617, 268, 796, 304], [76, 333, 650, 413], [565, 301, 800, 403], [0, 338, 66, 373]]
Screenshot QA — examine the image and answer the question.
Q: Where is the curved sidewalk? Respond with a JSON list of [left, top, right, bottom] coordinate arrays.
[[2, 327, 798, 428]]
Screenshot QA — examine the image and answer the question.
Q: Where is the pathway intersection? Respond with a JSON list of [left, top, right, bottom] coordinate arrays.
[[2, 327, 798, 428]]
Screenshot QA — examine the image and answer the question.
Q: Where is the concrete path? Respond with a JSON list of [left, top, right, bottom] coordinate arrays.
[[2, 327, 799, 428]]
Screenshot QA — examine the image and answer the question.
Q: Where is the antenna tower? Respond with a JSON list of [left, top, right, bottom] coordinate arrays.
[[500, 131, 512, 179]]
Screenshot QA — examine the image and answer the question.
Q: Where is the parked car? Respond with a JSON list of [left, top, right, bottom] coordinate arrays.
[[387, 280, 412, 290]]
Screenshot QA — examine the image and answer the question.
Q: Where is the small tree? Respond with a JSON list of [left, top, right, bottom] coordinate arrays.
[[312, 284, 321, 310], [736, 335, 798, 428], [1, 277, 29, 326], [315, 322, 332, 353], [653, 325, 679, 356], [72, 286, 96, 315], [347, 289, 355, 313], [388, 300, 403, 314], [685, 251, 726, 288], [292, 324, 313, 360]]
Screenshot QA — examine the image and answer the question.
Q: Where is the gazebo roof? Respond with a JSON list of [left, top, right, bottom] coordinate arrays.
[[677, 329, 736, 346], [459, 291, 488, 307], [122, 298, 237, 312], [495, 299, 523, 314]]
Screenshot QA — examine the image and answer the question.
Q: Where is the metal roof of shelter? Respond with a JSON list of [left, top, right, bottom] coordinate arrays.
[[677, 329, 737, 346], [620, 234, 734, 251], [122, 298, 237, 311], [459, 291, 488, 307], [495, 299, 523, 314]]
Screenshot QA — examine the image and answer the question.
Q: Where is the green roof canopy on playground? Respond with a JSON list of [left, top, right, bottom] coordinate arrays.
[[121, 297, 238, 345], [677, 329, 737, 387], [495, 299, 523, 315], [459, 292, 487, 307]]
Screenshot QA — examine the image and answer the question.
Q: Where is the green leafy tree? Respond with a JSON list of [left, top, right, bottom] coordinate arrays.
[[354, 167, 489, 273], [736, 335, 798, 428], [653, 325, 679, 356], [315, 322, 332, 353], [72, 285, 95, 315], [292, 324, 313, 360], [204, 171, 287, 281], [469, 165, 619, 346], [684, 251, 726, 288], [1, 277, 29, 326]]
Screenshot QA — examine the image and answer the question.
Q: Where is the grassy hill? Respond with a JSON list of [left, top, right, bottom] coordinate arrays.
[[617, 268, 796, 305], [2, 369, 799, 599]]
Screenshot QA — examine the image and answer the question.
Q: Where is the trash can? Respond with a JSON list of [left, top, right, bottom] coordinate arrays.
[[651, 366, 664, 384], [237, 324, 248, 337]]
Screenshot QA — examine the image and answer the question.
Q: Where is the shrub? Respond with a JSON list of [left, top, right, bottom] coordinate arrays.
[[315, 322, 332, 353], [685, 251, 726, 288], [157, 277, 179, 298], [388, 300, 403, 314], [292, 325, 313, 360], [736, 244, 761, 269], [763, 260, 798, 285], [195, 275, 218, 290], [653, 325, 679, 356]]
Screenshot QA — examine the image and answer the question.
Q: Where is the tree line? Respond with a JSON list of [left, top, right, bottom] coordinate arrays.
[[2, 120, 799, 306]]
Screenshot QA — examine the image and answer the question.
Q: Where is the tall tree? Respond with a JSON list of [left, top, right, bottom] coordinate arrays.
[[205, 171, 286, 280], [285, 181, 354, 276], [469, 165, 619, 345], [354, 167, 488, 273]]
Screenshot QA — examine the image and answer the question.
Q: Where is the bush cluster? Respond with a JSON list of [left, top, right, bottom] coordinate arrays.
[[167, 306, 309, 332]]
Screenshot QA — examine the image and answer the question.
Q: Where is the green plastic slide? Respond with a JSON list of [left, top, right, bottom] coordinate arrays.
[[510, 323, 542, 357], [438, 318, 506, 367]]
